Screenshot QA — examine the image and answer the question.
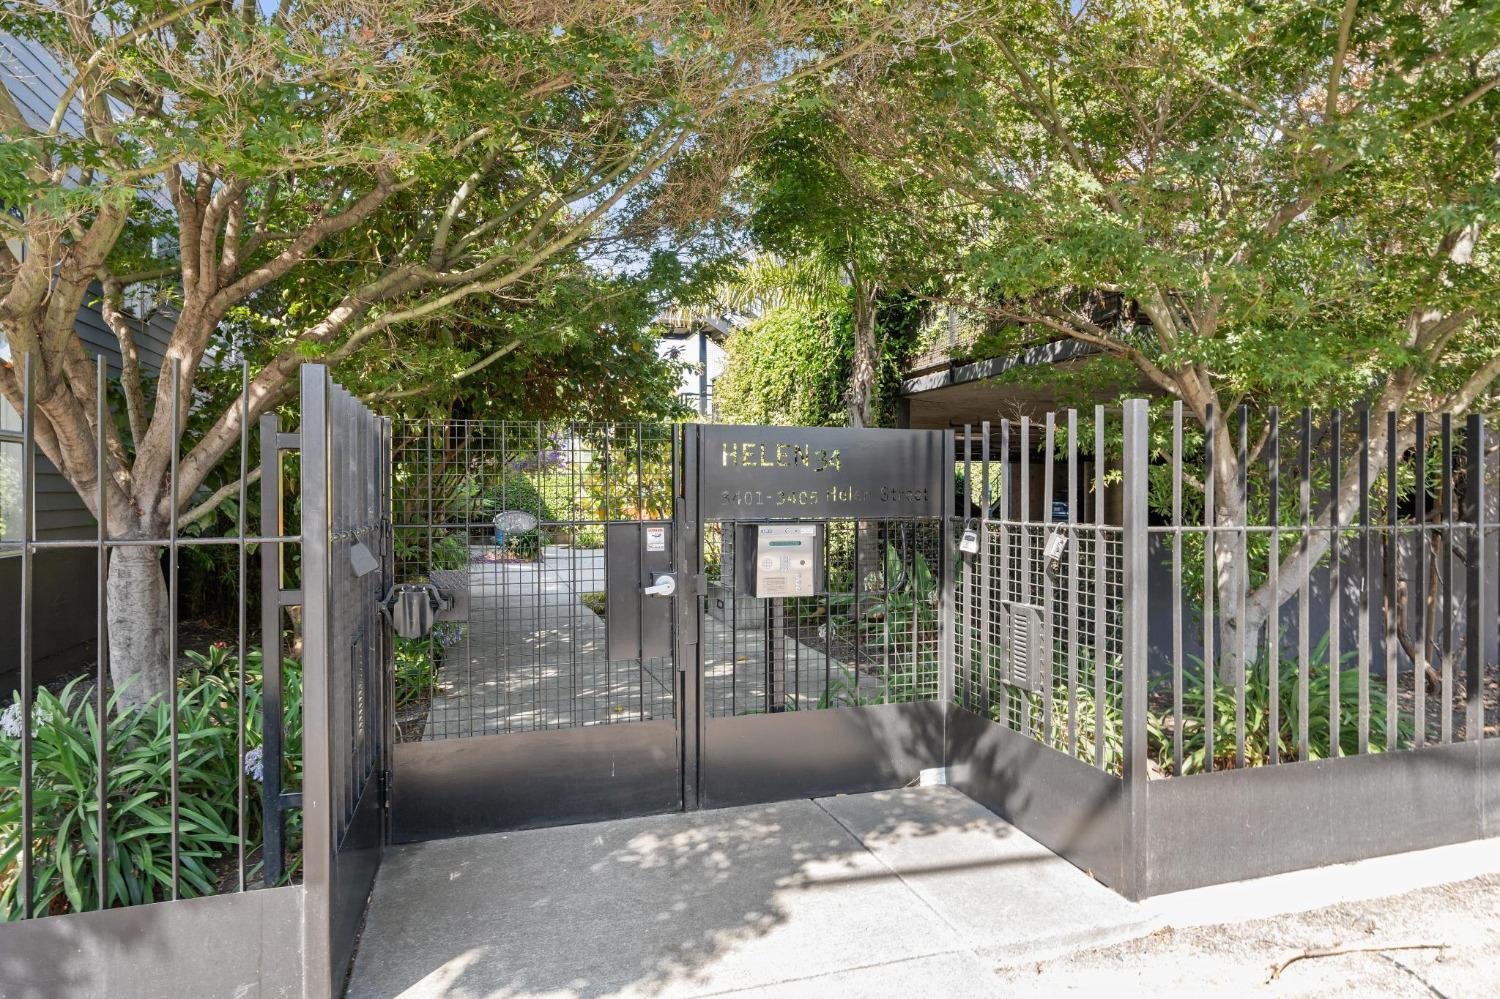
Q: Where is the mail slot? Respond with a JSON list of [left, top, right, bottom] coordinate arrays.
[[735, 523, 824, 598]]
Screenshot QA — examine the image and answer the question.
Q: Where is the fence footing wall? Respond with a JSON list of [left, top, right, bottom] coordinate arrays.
[[392, 721, 681, 843], [703, 701, 946, 809], [1139, 737, 1500, 897], [946, 705, 1127, 890], [946, 705, 1500, 900], [0, 885, 304, 999]]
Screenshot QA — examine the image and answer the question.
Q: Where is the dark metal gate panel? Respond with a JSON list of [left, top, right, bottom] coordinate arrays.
[[387, 421, 683, 840], [690, 425, 955, 809], [300, 366, 392, 996]]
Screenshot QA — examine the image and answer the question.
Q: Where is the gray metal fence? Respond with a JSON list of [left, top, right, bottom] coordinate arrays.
[[0, 359, 391, 997], [949, 399, 1500, 898]]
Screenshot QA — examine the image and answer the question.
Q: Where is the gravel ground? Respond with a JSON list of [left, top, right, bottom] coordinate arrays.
[[993, 874, 1500, 997]]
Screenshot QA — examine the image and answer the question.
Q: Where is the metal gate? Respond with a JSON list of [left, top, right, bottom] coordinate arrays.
[[387, 420, 683, 839], [297, 366, 394, 997], [383, 419, 952, 837]]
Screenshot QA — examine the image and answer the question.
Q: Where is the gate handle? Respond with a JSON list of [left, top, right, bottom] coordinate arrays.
[[643, 574, 676, 598]]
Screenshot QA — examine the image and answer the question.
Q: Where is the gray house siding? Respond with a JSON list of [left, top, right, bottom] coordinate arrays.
[[0, 297, 172, 692], [2, 31, 174, 689]]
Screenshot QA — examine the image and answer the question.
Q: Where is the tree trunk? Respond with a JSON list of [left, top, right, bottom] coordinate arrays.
[[847, 276, 878, 429], [1214, 522, 1252, 685], [106, 544, 172, 709]]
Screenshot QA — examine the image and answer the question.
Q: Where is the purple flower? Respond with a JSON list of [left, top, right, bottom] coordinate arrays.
[[243, 746, 265, 782]]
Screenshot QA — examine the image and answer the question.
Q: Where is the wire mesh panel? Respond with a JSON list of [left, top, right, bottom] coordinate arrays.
[[703, 519, 945, 717], [951, 415, 1125, 775], [390, 420, 675, 742]]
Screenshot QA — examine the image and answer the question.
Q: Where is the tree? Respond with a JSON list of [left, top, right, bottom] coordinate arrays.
[[830, 0, 1500, 674], [0, 0, 919, 707], [714, 301, 855, 426], [734, 104, 938, 426]]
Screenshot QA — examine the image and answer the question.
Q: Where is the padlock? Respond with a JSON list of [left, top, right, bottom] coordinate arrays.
[[1043, 530, 1068, 569], [959, 528, 980, 555]]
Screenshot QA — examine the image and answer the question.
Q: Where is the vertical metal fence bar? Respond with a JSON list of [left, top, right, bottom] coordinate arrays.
[[567, 422, 579, 724], [1092, 407, 1105, 768], [999, 419, 1011, 727], [1236, 405, 1248, 769], [1386, 410, 1399, 750], [19, 354, 34, 917], [1020, 416, 1031, 736], [94, 357, 110, 907], [1298, 409, 1311, 760], [1440, 414, 1454, 744], [1121, 399, 1150, 898], [961, 425, 973, 710], [300, 364, 334, 997], [1066, 410, 1079, 757], [980, 421, 992, 715], [259, 412, 285, 886], [535, 424, 545, 728], [1328, 410, 1342, 759], [1415, 413, 1428, 748], [637, 428, 649, 722], [1171, 401, 1184, 774], [1465, 413, 1486, 742], [1267, 407, 1280, 765], [1041, 412, 1055, 744], [1203, 404, 1216, 771], [236, 362, 249, 891], [1358, 409, 1371, 754], [425, 424, 436, 724], [168, 358, 182, 898], [936, 423, 960, 705]]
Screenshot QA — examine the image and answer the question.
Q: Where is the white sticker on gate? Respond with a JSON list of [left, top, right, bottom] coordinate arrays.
[[646, 526, 666, 552]]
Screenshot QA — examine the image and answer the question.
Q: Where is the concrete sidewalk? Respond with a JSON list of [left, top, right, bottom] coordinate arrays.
[[344, 786, 1151, 998]]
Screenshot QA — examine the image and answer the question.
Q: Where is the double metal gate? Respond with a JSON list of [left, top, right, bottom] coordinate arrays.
[[383, 420, 953, 839]]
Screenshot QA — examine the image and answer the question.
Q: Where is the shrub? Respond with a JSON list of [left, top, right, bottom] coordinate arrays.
[[714, 303, 853, 427], [505, 527, 548, 561], [0, 646, 302, 919], [394, 622, 463, 715], [395, 528, 468, 576], [485, 471, 555, 522], [1150, 637, 1413, 775]]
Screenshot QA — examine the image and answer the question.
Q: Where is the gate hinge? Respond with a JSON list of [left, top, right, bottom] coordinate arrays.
[[274, 432, 302, 452]]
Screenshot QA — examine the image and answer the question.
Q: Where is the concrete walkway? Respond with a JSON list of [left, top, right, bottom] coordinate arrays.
[[345, 786, 1151, 998], [423, 546, 880, 740]]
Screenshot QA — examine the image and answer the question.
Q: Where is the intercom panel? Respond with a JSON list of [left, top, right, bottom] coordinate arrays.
[[735, 523, 823, 598]]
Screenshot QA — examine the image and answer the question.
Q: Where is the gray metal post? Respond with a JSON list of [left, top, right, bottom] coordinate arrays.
[[698, 331, 709, 416], [1121, 399, 1151, 899], [939, 427, 956, 710], [673, 423, 704, 808], [259, 412, 286, 886], [1466, 413, 1486, 741], [299, 364, 334, 999]]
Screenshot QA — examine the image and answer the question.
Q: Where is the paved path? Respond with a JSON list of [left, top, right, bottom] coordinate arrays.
[[345, 786, 1150, 998], [422, 547, 877, 741]]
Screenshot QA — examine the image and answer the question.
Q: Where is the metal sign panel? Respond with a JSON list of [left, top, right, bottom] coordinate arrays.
[[701, 425, 947, 520]]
